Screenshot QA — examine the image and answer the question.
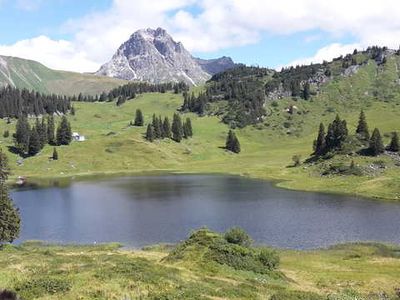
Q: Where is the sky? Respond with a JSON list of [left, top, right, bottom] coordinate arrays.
[[1, 0, 400, 73]]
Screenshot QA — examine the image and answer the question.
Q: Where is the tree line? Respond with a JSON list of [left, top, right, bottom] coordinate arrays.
[[73, 82, 189, 104], [181, 74, 266, 128], [14, 115, 72, 157], [0, 86, 71, 118], [313, 111, 399, 158], [144, 112, 193, 143]]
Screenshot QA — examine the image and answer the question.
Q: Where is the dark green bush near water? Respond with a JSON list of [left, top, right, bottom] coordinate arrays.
[[167, 228, 280, 274]]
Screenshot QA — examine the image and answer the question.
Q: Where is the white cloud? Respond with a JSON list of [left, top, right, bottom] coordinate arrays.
[[286, 43, 362, 67], [0, 36, 99, 72], [2, 0, 400, 72]]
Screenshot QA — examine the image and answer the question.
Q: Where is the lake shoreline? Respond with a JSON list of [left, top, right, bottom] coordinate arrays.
[[9, 168, 394, 202]]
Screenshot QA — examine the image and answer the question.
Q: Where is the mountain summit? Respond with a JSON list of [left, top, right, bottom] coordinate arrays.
[[96, 28, 235, 85]]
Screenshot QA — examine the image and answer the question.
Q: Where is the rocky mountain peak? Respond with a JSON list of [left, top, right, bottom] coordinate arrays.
[[96, 27, 235, 85]]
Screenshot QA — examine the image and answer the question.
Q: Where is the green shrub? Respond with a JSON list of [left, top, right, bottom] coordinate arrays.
[[271, 290, 325, 300], [258, 248, 280, 270], [224, 227, 252, 247], [14, 277, 71, 299]]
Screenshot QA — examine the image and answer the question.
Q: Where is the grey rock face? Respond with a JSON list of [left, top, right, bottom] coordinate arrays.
[[96, 28, 234, 85], [194, 56, 236, 75]]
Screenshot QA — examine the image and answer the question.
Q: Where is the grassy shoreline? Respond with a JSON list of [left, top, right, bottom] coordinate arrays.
[[1, 233, 400, 299]]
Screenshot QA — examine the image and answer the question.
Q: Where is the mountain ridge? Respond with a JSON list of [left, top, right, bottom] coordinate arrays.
[[96, 27, 236, 85], [0, 55, 126, 96]]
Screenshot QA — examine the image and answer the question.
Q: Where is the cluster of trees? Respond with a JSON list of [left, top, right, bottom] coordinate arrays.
[[265, 64, 321, 99], [0, 149, 20, 244], [145, 113, 193, 143], [225, 130, 241, 153], [181, 72, 266, 128], [313, 111, 399, 157], [14, 115, 72, 157], [74, 82, 189, 104], [0, 86, 71, 118]]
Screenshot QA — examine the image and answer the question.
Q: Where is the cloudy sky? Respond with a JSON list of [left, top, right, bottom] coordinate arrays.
[[1, 0, 399, 72]]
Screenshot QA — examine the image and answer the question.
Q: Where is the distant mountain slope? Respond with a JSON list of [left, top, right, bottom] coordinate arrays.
[[96, 28, 235, 85], [0, 56, 126, 96], [194, 56, 236, 75]]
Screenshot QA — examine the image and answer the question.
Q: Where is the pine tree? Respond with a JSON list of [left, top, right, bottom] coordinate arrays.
[[388, 132, 399, 152], [56, 116, 72, 146], [172, 113, 183, 142], [325, 115, 348, 152], [226, 130, 241, 153], [369, 128, 384, 156], [303, 82, 311, 100], [183, 118, 193, 139], [145, 124, 155, 142], [134, 109, 144, 126], [356, 110, 370, 141], [15, 115, 30, 154], [314, 123, 326, 155], [28, 126, 41, 156], [152, 114, 162, 139], [52, 147, 58, 160], [47, 115, 56, 145], [162, 117, 172, 139], [0, 149, 20, 244]]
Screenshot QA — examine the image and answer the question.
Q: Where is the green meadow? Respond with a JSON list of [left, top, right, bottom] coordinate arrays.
[[0, 229, 399, 300], [0, 88, 399, 201]]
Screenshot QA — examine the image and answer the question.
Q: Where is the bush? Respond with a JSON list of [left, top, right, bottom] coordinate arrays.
[[292, 155, 301, 167], [224, 227, 252, 247], [258, 248, 280, 270], [14, 277, 71, 299], [271, 290, 325, 300]]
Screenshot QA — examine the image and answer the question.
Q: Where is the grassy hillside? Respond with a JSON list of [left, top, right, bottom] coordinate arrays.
[[0, 51, 398, 200], [0, 88, 398, 200], [0, 229, 399, 299], [0, 56, 126, 96]]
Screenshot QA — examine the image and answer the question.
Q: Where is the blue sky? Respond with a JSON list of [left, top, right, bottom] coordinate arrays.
[[0, 0, 397, 72]]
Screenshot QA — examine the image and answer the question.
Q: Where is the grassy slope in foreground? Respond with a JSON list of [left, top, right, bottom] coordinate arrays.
[[0, 230, 399, 299], [0, 88, 399, 201], [0, 55, 126, 96]]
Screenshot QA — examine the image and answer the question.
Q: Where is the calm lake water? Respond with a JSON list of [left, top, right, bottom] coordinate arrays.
[[11, 174, 400, 249]]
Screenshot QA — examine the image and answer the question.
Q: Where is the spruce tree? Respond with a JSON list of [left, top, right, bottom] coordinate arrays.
[[162, 117, 172, 139], [303, 82, 311, 100], [314, 123, 326, 155], [47, 115, 56, 145], [28, 127, 41, 156], [15, 115, 30, 154], [0, 149, 20, 244], [172, 113, 183, 142], [356, 110, 370, 141], [388, 132, 399, 152], [145, 124, 155, 142], [56, 116, 72, 146], [52, 147, 58, 160], [369, 128, 384, 156], [134, 109, 144, 126], [183, 118, 193, 138], [325, 115, 348, 152], [152, 114, 162, 139], [226, 130, 241, 153]]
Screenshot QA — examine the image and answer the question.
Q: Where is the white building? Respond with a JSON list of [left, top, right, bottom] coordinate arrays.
[[72, 132, 86, 142]]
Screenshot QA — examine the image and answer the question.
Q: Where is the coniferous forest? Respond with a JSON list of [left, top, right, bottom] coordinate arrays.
[[0, 86, 71, 118]]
